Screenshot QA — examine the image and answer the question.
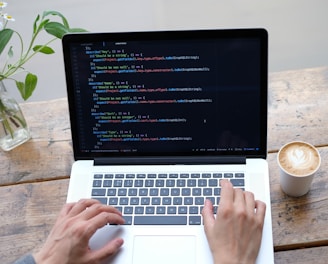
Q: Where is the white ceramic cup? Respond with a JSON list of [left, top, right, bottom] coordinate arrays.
[[277, 141, 321, 197]]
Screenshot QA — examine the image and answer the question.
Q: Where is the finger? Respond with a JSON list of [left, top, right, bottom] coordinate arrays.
[[219, 179, 234, 207], [244, 191, 256, 213], [59, 202, 76, 217], [67, 199, 101, 217], [83, 212, 125, 240], [255, 200, 266, 222], [92, 237, 124, 261], [80, 203, 122, 221], [233, 188, 246, 211], [202, 199, 215, 233]]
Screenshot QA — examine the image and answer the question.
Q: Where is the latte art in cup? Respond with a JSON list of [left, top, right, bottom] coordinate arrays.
[[279, 142, 320, 176]]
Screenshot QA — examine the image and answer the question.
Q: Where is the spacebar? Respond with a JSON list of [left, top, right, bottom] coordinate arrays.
[[134, 216, 187, 225]]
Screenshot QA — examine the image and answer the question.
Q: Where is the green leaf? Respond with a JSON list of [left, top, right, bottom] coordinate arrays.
[[68, 28, 88, 33], [15, 81, 25, 98], [0, 29, 14, 55], [16, 73, 38, 101], [33, 45, 55, 54], [44, 22, 69, 39], [42, 10, 70, 28], [8, 46, 14, 58], [37, 19, 50, 32], [33, 14, 40, 34]]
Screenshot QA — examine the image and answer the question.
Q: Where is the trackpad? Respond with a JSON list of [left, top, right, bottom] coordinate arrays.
[[133, 235, 196, 264]]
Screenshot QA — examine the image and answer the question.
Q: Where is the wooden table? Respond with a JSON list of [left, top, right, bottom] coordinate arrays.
[[1, 66, 328, 263]]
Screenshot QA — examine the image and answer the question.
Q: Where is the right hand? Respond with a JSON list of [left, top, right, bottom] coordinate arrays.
[[202, 180, 266, 264]]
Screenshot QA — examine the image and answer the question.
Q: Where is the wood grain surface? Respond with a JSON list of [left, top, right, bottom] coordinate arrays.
[[1, 67, 328, 263]]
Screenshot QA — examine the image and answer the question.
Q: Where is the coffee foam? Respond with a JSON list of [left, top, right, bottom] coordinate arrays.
[[278, 142, 320, 176]]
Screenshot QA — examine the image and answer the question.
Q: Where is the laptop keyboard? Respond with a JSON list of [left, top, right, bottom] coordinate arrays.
[[91, 172, 245, 225]]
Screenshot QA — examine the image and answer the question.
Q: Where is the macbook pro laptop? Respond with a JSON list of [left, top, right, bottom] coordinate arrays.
[[62, 28, 274, 264]]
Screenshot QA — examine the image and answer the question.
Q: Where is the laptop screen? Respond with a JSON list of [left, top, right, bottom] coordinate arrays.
[[62, 29, 268, 160]]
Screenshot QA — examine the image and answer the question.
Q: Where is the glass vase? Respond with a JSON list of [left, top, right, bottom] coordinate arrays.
[[0, 81, 31, 151]]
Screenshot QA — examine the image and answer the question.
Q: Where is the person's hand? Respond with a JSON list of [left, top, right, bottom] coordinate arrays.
[[34, 199, 125, 264], [202, 179, 266, 264]]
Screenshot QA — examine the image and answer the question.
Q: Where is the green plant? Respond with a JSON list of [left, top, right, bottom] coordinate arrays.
[[0, 2, 87, 100]]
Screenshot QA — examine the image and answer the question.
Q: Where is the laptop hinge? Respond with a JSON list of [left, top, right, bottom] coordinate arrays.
[[94, 156, 246, 166]]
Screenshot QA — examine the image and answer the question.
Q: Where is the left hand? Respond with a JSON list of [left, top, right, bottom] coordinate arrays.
[[34, 199, 125, 264]]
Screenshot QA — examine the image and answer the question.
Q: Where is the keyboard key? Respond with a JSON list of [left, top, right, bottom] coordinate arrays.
[[128, 188, 137, 196], [119, 197, 129, 205], [139, 188, 148, 196], [198, 179, 207, 187], [195, 197, 204, 205], [224, 173, 233, 178], [134, 216, 187, 225], [156, 206, 166, 214], [93, 180, 102, 187], [167, 206, 177, 214], [146, 206, 155, 214], [189, 206, 198, 214], [92, 189, 106, 196], [187, 179, 196, 187], [162, 197, 172, 205], [109, 198, 118, 205], [114, 180, 123, 187], [178, 206, 188, 214], [141, 197, 150, 205], [156, 179, 165, 187], [184, 197, 193, 205], [214, 188, 221, 195], [145, 180, 154, 187], [182, 188, 191, 196], [152, 197, 161, 205], [173, 197, 182, 205], [189, 216, 201, 225], [180, 173, 189, 178], [94, 174, 103, 179], [166, 180, 176, 187], [103, 180, 112, 187], [209, 179, 218, 187], [124, 180, 133, 187], [192, 188, 201, 196], [160, 188, 169, 196], [123, 216, 132, 225], [118, 188, 127, 196], [134, 180, 144, 187], [171, 188, 180, 196], [124, 207, 133, 214], [130, 197, 139, 205], [235, 173, 245, 178], [230, 179, 245, 187], [150, 188, 159, 196], [177, 179, 186, 187], [107, 189, 116, 196], [203, 188, 212, 196], [92, 197, 107, 204], [135, 207, 144, 214]]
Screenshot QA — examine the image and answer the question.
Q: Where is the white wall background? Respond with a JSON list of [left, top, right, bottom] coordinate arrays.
[[3, 0, 328, 102]]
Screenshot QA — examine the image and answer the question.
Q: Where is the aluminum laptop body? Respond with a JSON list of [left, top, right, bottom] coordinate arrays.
[[63, 28, 274, 264]]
